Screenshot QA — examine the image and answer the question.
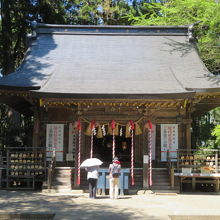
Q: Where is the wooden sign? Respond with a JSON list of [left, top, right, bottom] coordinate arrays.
[[161, 124, 178, 162], [46, 124, 64, 161]]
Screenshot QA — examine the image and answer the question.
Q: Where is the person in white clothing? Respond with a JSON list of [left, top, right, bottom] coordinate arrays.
[[108, 157, 121, 199], [85, 165, 99, 199]]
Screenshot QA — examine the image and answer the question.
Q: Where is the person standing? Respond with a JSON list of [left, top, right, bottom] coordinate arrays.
[[85, 165, 99, 199], [108, 157, 121, 199]]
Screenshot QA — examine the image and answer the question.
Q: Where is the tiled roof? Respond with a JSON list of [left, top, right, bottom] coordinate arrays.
[[0, 23, 218, 98]]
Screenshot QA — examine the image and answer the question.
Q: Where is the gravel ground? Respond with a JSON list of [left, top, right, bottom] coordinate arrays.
[[0, 190, 220, 220]]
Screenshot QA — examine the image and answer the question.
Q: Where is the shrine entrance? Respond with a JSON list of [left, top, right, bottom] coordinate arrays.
[[93, 135, 131, 165]]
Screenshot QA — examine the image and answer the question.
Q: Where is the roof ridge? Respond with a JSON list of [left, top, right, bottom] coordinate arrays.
[[37, 23, 189, 29], [36, 23, 189, 37]]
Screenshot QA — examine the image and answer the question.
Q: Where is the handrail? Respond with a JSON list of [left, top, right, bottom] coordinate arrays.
[[177, 149, 218, 152], [47, 148, 56, 189], [167, 150, 175, 189]]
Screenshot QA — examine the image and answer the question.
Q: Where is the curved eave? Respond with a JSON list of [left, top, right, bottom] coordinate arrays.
[[193, 88, 220, 93], [0, 85, 40, 91], [31, 91, 196, 100]]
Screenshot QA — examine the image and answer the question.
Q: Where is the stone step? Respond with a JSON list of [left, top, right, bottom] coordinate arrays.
[[152, 182, 170, 186], [153, 169, 168, 172], [153, 179, 170, 182], [153, 175, 169, 178], [53, 183, 71, 188], [153, 183, 170, 186], [53, 179, 71, 183], [153, 174, 168, 177], [54, 177, 71, 181], [152, 189, 179, 195], [50, 188, 73, 193], [153, 176, 168, 178], [55, 171, 71, 175], [54, 174, 71, 178], [53, 178, 71, 183], [55, 169, 71, 173], [52, 185, 72, 190], [153, 172, 168, 175], [53, 182, 71, 186], [151, 185, 171, 190]]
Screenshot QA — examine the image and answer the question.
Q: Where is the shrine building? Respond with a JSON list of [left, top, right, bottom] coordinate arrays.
[[0, 23, 220, 191]]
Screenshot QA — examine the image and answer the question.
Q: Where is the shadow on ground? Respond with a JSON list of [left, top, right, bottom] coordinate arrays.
[[170, 216, 220, 220], [0, 191, 158, 220]]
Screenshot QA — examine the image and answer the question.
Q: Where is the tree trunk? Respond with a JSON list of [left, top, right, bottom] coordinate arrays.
[[1, 0, 15, 75]]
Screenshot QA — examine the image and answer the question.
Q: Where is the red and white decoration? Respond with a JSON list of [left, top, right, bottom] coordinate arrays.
[[111, 120, 116, 159], [81, 119, 144, 186], [90, 120, 95, 158], [130, 120, 135, 186], [76, 120, 82, 185], [146, 120, 153, 187]]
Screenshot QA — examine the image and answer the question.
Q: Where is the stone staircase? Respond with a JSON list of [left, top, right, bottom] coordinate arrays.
[[151, 168, 172, 190], [129, 168, 143, 190], [42, 166, 178, 193], [48, 167, 72, 192]]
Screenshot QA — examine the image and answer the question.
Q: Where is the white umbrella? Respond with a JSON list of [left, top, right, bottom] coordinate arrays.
[[80, 158, 103, 168]]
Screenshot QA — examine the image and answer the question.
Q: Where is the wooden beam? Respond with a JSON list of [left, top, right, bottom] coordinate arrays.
[[186, 123, 191, 149], [32, 108, 40, 148]]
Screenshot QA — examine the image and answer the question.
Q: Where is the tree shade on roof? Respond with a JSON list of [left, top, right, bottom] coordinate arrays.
[[0, 23, 219, 99]]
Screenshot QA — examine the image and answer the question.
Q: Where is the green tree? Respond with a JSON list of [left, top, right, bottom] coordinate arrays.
[[38, 0, 67, 24], [128, 0, 220, 149], [127, 0, 220, 75], [0, 0, 36, 150], [0, 0, 36, 74], [0, 0, 154, 150], [0, 0, 153, 73], [212, 125, 220, 148], [191, 114, 215, 148]]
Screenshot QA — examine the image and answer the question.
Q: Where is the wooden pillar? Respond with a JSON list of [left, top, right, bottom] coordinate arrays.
[[186, 123, 191, 149], [73, 131, 80, 189], [170, 167, 175, 189], [32, 108, 40, 148], [143, 121, 148, 188]]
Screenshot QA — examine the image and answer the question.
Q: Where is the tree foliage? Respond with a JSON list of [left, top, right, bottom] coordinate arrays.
[[0, 0, 219, 150], [0, 105, 33, 148], [191, 114, 215, 148], [128, 0, 220, 148], [127, 0, 220, 75], [191, 107, 220, 150], [212, 125, 220, 148], [0, 0, 154, 73], [0, 0, 153, 149]]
